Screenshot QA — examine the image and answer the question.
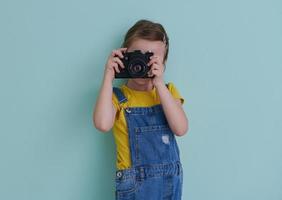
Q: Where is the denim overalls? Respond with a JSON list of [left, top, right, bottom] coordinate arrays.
[[113, 85, 183, 200]]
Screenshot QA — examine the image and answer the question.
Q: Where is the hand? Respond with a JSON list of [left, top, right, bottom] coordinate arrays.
[[147, 55, 165, 86], [104, 48, 127, 81]]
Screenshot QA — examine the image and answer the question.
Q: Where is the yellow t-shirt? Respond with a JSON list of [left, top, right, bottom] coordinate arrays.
[[112, 82, 185, 170]]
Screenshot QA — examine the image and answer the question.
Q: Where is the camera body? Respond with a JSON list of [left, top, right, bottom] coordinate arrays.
[[114, 50, 154, 79]]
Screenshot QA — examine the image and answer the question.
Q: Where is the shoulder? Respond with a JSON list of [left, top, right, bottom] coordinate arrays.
[[165, 82, 185, 105], [112, 85, 130, 110], [165, 82, 177, 91]]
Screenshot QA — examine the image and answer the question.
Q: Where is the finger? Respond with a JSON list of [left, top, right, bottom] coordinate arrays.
[[150, 63, 161, 71], [112, 63, 120, 73], [112, 48, 128, 58], [152, 68, 160, 73], [148, 71, 157, 77], [149, 55, 160, 61], [147, 68, 155, 77], [147, 65, 156, 76], [152, 56, 162, 64], [151, 64, 164, 75], [147, 71, 154, 77], [119, 47, 127, 52], [118, 47, 128, 58], [111, 50, 124, 58], [148, 69, 156, 77], [148, 57, 159, 66], [112, 57, 125, 68], [151, 69, 161, 77], [111, 50, 117, 57]]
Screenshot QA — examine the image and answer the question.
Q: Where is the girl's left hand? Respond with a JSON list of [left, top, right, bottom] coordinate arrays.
[[147, 55, 165, 86]]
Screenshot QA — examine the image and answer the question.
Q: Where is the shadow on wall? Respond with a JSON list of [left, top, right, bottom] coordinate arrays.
[[79, 25, 132, 199], [55, 49, 121, 199], [89, 82, 117, 199]]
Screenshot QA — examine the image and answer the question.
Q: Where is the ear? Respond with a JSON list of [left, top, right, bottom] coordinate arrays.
[[163, 60, 167, 71]]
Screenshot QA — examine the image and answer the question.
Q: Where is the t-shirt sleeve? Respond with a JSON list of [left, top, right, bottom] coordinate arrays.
[[167, 82, 185, 105]]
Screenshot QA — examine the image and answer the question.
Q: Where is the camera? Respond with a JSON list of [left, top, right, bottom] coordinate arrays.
[[114, 50, 154, 79]]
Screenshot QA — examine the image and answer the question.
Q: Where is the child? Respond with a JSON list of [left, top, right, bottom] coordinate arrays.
[[93, 19, 189, 200]]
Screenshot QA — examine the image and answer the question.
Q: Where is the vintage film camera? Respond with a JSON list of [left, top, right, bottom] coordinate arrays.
[[114, 50, 154, 78]]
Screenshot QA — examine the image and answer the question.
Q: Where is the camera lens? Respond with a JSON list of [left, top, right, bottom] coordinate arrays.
[[128, 59, 146, 77], [132, 65, 142, 72]]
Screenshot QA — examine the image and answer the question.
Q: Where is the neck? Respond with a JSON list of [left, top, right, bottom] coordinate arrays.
[[126, 79, 154, 91]]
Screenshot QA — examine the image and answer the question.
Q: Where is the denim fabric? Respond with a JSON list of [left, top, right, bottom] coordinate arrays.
[[113, 86, 183, 200]]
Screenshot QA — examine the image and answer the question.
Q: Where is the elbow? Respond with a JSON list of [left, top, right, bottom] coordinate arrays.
[[173, 120, 189, 137], [174, 127, 188, 137], [93, 117, 112, 133], [94, 121, 112, 133]]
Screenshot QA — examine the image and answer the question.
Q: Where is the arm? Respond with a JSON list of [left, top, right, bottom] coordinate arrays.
[[147, 55, 188, 136], [155, 82, 189, 136], [93, 48, 126, 132], [93, 73, 117, 132]]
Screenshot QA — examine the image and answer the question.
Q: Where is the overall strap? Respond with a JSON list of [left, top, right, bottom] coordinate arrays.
[[113, 87, 128, 104]]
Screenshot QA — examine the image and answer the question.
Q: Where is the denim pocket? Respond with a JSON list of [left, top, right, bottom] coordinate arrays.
[[134, 124, 176, 164], [115, 176, 137, 199]]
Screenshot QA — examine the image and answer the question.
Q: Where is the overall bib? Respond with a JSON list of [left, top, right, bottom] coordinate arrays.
[[113, 85, 183, 200]]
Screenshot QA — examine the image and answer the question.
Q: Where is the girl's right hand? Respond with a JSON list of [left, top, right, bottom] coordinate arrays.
[[104, 48, 127, 81]]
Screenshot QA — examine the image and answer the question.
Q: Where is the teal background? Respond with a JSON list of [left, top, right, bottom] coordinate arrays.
[[1, 0, 281, 199]]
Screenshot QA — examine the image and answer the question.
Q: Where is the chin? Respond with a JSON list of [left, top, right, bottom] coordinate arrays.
[[132, 78, 151, 85]]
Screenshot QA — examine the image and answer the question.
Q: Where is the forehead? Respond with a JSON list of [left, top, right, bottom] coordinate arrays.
[[127, 39, 166, 55]]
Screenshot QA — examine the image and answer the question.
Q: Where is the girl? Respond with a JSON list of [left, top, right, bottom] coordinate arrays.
[[93, 19, 189, 200]]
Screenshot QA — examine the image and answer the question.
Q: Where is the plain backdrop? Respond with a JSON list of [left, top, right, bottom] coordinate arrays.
[[0, 0, 281, 199]]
